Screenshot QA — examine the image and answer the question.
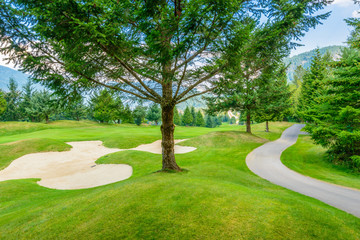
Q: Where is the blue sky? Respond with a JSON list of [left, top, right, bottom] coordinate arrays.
[[290, 0, 359, 56], [0, 1, 359, 68]]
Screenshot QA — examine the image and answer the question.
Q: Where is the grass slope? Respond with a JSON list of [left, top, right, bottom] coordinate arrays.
[[281, 135, 360, 190], [0, 121, 359, 239]]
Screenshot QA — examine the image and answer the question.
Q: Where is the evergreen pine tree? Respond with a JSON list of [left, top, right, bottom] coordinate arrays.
[[146, 103, 161, 125], [182, 107, 193, 126], [205, 115, 215, 128], [173, 107, 181, 126], [91, 89, 116, 123], [0, 90, 6, 116], [26, 90, 57, 123], [254, 64, 292, 132], [122, 105, 134, 123], [20, 80, 34, 121], [297, 49, 328, 122], [133, 105, 147, 126], [2, 78, 21, 121], [190, 106, 196, 126], [195, 111, 205, 127]]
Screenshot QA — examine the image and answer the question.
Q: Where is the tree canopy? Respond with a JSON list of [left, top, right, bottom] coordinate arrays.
[[0, 0, 332, 171]]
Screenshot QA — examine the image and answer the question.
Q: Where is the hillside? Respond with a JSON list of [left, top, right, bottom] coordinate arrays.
[[0, 65, 29, 91], [284, 45, 343, 81]]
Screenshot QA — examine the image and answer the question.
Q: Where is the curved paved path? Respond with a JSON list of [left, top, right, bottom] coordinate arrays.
[[246, 124, 360, 218]]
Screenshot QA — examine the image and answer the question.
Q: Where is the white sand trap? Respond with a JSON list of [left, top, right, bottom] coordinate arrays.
[[0, 139, 196, 190], [130, 139, 197, 154]]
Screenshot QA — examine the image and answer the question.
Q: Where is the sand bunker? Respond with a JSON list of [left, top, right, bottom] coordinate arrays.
[[0, 139, 196, 190]]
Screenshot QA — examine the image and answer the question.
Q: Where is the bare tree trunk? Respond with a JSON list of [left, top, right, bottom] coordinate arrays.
[[246, 113, 251, 133], [266, 120, 269, 132], [161, 105, 181, 171]]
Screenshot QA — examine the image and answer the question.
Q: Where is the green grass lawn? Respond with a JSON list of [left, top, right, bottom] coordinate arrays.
[[0, 121, 359, 239], [281, 135, 360, 190]]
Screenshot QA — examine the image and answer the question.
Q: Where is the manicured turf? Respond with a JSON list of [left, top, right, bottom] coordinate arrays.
[[281, 135, 360, 190], [0, 121, 359, 239]]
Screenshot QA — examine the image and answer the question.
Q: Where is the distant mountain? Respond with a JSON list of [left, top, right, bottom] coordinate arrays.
[[0, 65, 30, 91], [284, 45, 343, 82]]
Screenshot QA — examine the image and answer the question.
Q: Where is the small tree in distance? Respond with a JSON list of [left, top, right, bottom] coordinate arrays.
[[0, 90, 6, 116], [182, 107, 193, 126], [195, 111, 205, 127], [146, 104, 161, 125], [173, 107, 181, 126]]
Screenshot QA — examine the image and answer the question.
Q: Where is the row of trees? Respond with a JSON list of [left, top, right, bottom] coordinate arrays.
[[207, 63, 292, 133], [1, 79, 227, 128], [293, 19, 360, 171]]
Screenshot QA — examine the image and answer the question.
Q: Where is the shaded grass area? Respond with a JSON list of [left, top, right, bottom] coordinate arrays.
[[281, 135, 360, 190], [0, 121, 359, 239]]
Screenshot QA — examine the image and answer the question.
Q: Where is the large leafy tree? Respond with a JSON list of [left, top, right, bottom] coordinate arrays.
[[0, 0, 331, 171]]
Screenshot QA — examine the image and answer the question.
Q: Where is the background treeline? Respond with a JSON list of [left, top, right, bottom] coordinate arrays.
[[0, 78, 237, 128]]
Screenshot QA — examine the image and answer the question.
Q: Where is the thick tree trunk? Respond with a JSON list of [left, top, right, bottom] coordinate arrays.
[[246, 113, 251, 133], [161, 105, 181, 171], [265, 120, 269, 132]]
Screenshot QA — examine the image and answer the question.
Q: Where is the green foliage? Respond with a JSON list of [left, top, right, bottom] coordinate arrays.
[[1, 78, 21, 121], [173, 107, 181, 126], [195, 111, 205, 127], [64, 99, 88, 122], [19, 80, 34, 121], [182, 107, 193, 126], [205, 115, 221, 128], [190, 106, 196, 126], [91, 90, 116, 123], [25, 90, 57, 123], [146, 104, 161, 125], [297, 49, 330, 122], [230, 117, 236, 125], [121, 105, 134, 124], [303, 46, 360, 170], [133, 105, 147, 126], [0, 90, 6, 116], [112, 96, 125, 124], [254, 64, 292, 131]]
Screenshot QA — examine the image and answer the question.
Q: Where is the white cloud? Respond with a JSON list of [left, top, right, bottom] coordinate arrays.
[[352, 10, 360, 17], [332, 0, 354, 7]]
